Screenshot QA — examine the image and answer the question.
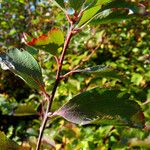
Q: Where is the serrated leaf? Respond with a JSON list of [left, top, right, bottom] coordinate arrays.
[[101, 0, 145, 14], [26, 29, 64, 55], [77, 65, 122, 79], [90, 9, 129, 25], [13, 104, 38, 116], [55, 88, 145, 128], [77, 0, 113, 27], [0, 48, 44, 89], [77, 0, 145, 27], [0, 131, 20, 150]]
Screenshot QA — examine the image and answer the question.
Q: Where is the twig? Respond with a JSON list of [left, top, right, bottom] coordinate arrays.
[[61, 45, 99, 79], [60, 69, 80, 79], [142, 99, 150, 105], [36, 25, 74, 150]]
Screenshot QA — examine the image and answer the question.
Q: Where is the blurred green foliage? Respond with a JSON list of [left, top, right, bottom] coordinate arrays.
[[0, 0, 150, 149]]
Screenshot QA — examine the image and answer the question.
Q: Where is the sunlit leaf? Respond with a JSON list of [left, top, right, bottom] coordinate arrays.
[[0, 48, 44, 89], [77, 4, 101, 27], [13, 104, 38, 116], [25, 29, 64, 55], [77, 0, 113, 27], [0, 131, 20, 150], [54, 88, 145, 128], [77, 0, 145, 27]]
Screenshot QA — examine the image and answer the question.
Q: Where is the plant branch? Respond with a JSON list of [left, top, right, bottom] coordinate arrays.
[[61, 46, 98, 79], [36, 25, 73, 150]]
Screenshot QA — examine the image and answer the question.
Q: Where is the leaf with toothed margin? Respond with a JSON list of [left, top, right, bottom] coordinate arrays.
[[100, 0, 145, 14], [77, 0, 114, 27], [54, 88, 145, 128], [23, 29, 64, 55], [0, 131, 20, 150], [90, 9, 130, 25], [0, 48, 44, 89], [77, 0, 145, 27]]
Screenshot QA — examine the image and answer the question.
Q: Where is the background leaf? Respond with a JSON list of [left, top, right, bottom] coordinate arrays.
[[0, 48, 44, 89], [13, 104, 38, 116], [55, 88, 145, 128], [0, 131, 20, 150]]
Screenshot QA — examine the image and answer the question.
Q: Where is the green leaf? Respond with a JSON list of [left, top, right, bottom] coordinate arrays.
[[13, 104, 38, 116], [77, 65, 122, 79], [26, 29, 64, 55], [0, 131, 20, 150], [0, 48, 44, 89], [69, 0, 85, 10], [77, 0, 113, 27], [54, 88, 145, 128], [54, 0, 65, 9], [25, 46, 39, 55], [90, 9, 129, 25], [101, 0, 145, 14], [77, 0, 145, 27], [131, 73, 143, 86], [77, 4, 101, 27]]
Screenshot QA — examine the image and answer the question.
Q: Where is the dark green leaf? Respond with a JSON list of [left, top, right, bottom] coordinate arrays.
[[55, 88, 145, 128], [0, 131, 20, 150], [77, 0, 145, 27], [101, 0, 145, 14], [54, 0, 65, 9], [13, 104, 38, 116], [0, 48, 44, 89], [25, 46, 39, 55], [69, 0, 85, 10]]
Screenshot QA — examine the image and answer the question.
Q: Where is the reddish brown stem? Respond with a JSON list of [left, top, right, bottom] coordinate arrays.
[[61, 46, 98, 79], [36, 26, 73, 150]]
